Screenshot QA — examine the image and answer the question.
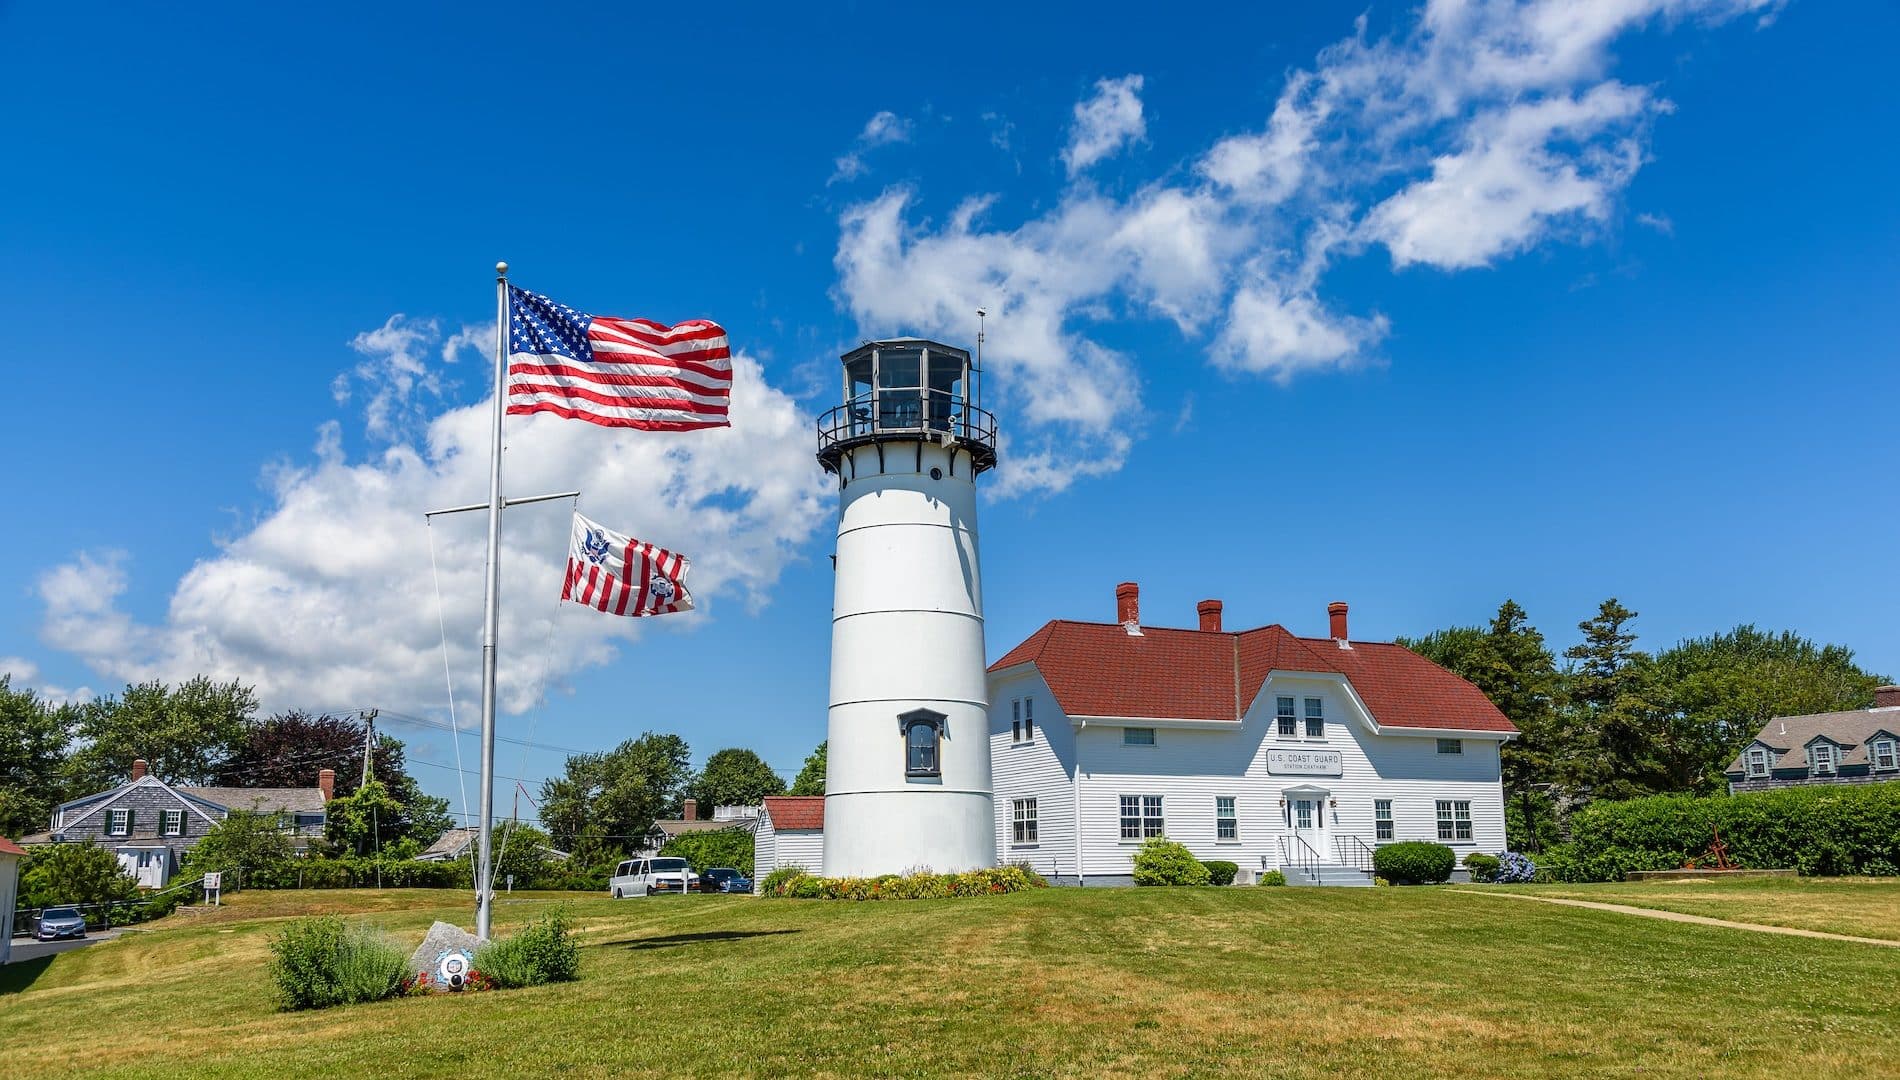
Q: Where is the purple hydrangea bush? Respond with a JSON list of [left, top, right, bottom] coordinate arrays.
[[1494, 851, 1537, 884]]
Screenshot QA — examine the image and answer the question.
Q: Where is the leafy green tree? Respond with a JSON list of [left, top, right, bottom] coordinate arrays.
[[659, 826, 754, 874], [183, 810, 294, 876], [0, 674, 79, 837], [65, 677, 258, 791], [487, 820, 554, 887], [19, 842, 140, 908], [789, 741, 827, 796], [691, 747, 785, 812], [323, 779, 408, 856], [537, 732, 693, 864]]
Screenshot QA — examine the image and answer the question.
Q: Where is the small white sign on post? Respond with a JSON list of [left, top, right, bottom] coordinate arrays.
[[203, 871, 222, 906]]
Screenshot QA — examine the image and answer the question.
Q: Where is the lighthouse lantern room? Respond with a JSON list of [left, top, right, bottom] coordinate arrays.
[[816, 340, 999, 877]]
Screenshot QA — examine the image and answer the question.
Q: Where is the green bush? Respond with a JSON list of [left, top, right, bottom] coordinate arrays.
[[659, 827, 755, 876], [476, 909, 580, 989], [1556, 781, 1900, 882], [18, 843, 139, 909], [759, 866, 809, 895], [1372, 841, 1456, 885], [1257, 870, 1287, 886], [1132, 838, 1212, 886], [763, 864, 1048, 900], [267, 916, 407, 1010], [1202, 860, 1239, 886], [1463, 853, 1501, 883]]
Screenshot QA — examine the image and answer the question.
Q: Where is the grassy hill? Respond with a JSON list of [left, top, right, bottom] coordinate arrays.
[[3, 883, 1898, 1078]]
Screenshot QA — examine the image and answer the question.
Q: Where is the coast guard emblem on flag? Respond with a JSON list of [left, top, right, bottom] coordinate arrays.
[[562, 512, 694, 617]]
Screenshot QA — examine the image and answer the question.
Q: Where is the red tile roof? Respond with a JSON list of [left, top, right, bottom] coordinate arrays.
[[990, 619, 1515, 734], [0, 837, 26, 857], [762, 796, 824, 831]]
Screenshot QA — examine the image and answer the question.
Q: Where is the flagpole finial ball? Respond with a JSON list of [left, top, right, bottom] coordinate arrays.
[[496, 261, 509, 276]]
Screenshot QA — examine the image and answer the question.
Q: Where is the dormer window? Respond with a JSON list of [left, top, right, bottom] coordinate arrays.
[[900, 709, 945, 777], [1808, 742, 1838, 777], [1873, 739, 1898, 772], [1745, 747, 1771, 778]]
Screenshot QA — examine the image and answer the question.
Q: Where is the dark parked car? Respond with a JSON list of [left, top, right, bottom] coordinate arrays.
[[699, 867, 752, 894], [36, 906, 88, 941]]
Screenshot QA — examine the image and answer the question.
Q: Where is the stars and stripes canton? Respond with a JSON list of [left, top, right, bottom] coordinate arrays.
[[507, 286, 732, 431], [562, 512, 694, 617]]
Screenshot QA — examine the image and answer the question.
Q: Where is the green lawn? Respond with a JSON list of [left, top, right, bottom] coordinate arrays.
[[1506, 875, 1900, 941], [3, 883, 1897, 1078]]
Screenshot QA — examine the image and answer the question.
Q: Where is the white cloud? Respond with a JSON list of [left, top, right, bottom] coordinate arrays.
[[37, 330, 830, 718], [0, 656, 36, 683], [1063, 75, 1146, 176], [832, 1, 1774, 491], [830, 110, 915, 185]]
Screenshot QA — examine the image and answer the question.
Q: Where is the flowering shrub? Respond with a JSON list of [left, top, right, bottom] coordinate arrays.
[[758, 866, 810, 895], [1133, 838, 1212, 886], [1493, 851, 1537, 884], [762, 864, 1047, 900]]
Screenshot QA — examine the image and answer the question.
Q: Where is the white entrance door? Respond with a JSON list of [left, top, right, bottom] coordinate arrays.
[[135, 849, 163, 888], [1292, 798, 1325, 854]]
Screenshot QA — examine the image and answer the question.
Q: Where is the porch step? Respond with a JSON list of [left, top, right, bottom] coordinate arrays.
[[1285, 863, 1374, 887]]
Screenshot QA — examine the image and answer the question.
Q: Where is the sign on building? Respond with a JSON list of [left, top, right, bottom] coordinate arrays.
[[1266, 748, 1344, 776]]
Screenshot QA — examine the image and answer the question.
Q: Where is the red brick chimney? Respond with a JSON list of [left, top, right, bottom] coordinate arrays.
[[318, 768, 336, 801], [130, 758, 148, 781], [1116, 582, 1140, 633], [682, 798, 698, 821], [1198, 599, 1223, 633], [1876, 686, 1900, 709], [1328, 602, 1349, 642]]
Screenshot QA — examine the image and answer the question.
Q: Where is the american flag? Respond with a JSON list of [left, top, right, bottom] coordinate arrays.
[[506, 286, 732, 430], [562, 512, 694, 617]]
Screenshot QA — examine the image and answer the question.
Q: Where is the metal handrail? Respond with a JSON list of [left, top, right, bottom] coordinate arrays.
[[815, 391, 999, 473], [1336, 835, 1377, 873], [1278, 834, 1321, 881]]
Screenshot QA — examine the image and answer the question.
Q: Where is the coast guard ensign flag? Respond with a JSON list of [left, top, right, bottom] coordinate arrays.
[[507, 285, 732, 431], [563, 512, 694, 617]]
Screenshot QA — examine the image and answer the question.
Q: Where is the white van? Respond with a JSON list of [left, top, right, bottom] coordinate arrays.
[[609, 857, 699, 898]]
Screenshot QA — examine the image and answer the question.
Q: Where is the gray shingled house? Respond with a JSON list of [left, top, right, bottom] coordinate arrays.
[[33, 758, 334, 889], [1724, 686, 1900, 794]]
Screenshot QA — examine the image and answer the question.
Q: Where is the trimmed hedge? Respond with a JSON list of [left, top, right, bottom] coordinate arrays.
[[1541, 781, 1900, 882], [1463, 853, 1501, 883], [1372, 841, 1455, 885], [1133, 838, 1211, 886], [1202, 860, 1239, 886], [762, 865, 1047, 900]]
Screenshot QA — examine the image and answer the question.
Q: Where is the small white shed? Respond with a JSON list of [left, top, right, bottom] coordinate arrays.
[[0, 837, 25, 965], [753, 797, 825, 891]]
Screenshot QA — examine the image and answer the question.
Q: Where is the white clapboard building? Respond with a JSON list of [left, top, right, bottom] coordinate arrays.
[[986, 585, 1517, 885]]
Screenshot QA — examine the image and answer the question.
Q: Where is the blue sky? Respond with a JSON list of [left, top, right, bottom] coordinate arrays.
[[4, 2, 1896, 824]]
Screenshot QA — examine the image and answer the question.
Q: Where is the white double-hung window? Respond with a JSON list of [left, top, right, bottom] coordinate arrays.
[[1304, 698, 1325, 738], [1012, 798, 1037, 845], [1872, 739, 1899, 772], [1216, 796, 1237, 841], [162, 809, 184, 836], [1374, 799, 1393, 841], [1120, 795, 1163, 840], [1745, 747, 1771, 778], [1276, 696, 1297, 737], [107, 808, 131, 836], [1808, 742, 1839, 776], [1435, 800, 1472, 842]]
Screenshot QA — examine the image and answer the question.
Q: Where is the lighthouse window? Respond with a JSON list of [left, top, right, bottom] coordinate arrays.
[[899, 709, 945, 778]]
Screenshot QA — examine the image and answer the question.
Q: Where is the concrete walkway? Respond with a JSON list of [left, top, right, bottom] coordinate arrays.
[[1455, 889, 1900, 949]]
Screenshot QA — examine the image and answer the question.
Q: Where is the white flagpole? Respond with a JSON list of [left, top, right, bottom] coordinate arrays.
[[475, 260, 509, 940]]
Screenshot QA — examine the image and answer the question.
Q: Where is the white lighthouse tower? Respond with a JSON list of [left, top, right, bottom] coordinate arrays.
[[815, 338, 999, 877]]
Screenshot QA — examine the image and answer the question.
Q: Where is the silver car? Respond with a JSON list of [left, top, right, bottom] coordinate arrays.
[[36, 906, 87, 941]]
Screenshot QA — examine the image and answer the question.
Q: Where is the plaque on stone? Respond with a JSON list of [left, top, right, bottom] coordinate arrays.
[[407, 920, 487, 979]]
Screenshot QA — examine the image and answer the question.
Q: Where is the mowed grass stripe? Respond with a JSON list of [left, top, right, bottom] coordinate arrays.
[[1, 885, 1896, 1078]]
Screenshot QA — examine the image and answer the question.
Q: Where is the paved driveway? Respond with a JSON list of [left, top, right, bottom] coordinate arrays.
[[7, 928, 122, 964]]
